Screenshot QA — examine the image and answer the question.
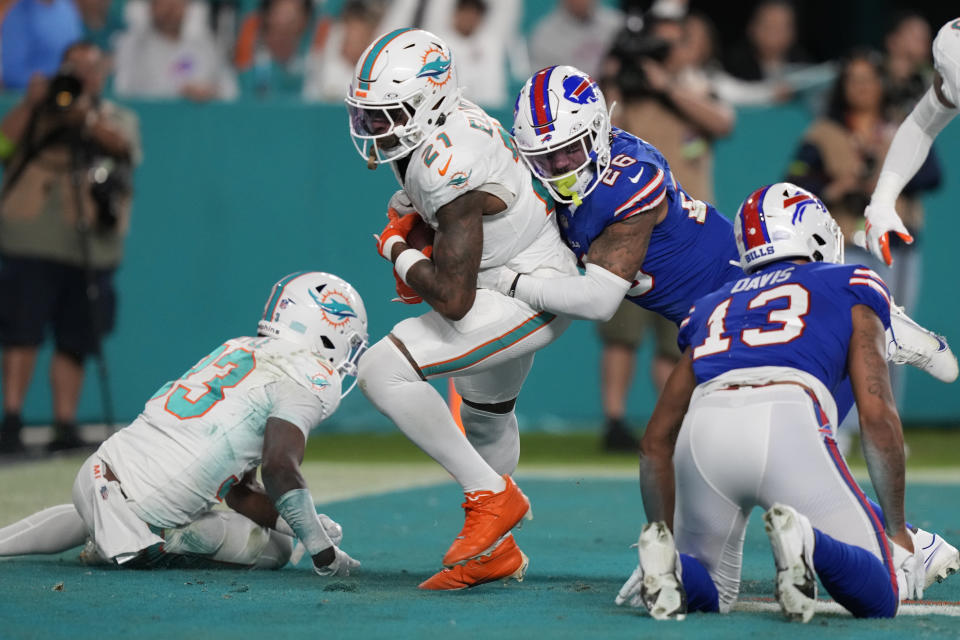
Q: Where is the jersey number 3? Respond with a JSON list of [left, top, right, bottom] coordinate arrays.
[[152, 344, 257, 419], [692, 284, 810, 359]]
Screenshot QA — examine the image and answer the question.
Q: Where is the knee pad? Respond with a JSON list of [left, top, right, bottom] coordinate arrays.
[[460, 402, 520, 476]]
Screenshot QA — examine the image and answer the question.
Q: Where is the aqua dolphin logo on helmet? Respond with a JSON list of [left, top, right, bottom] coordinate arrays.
[[417, 46, 452, 88], [417, 56, 451, 80], [309, 289, 357, 320]]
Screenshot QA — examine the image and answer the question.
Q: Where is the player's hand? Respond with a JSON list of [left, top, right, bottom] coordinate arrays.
[[864, 201, 913, 267], [392, 246, 432, 304], [313, 546, 360, 577], [374, 212, 421, 261], [891, 529, 924, 600], [387, 190, 417, 218], [476, 265, 519, 296], [614, 563, 644, 607], [316, 513, 343, 547]]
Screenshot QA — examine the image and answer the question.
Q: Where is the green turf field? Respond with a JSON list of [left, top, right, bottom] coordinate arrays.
[[1, 432, 959, 639]]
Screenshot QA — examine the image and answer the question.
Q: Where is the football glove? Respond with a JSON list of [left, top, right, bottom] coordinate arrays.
[[374, 212, 421, 261], [313, 546, 361, 577], [615, 563, 644, 608], [864, 201, 913, 267], [892, 530, 924, 601]]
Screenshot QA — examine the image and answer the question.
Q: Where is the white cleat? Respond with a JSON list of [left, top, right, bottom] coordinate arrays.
[[615, 522, 687, 620], [914, 527, 960, 589], [764, 504, 817, 623], [887, 305, 958, 383]]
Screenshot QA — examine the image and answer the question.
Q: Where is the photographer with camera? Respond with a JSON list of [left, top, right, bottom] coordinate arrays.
[[0, 41, 141, 455], [593, 10, 734, 451]]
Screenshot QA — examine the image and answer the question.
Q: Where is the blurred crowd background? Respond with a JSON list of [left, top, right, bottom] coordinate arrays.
[[0, 0, 957, 453]]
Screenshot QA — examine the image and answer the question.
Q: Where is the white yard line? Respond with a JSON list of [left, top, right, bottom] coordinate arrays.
[[736, 598, 960, 617]]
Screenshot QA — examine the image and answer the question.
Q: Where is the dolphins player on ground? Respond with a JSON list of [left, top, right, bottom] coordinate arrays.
[[0, 272, 366, 576], [346, 28, 578, 590]]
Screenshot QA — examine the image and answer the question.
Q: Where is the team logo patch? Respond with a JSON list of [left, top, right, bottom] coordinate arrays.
[[309, 288, 357, 327], [100, 485, 109, 501], [417, 47, 452, 88], [447, 170, 471, 189], [562, 75, 598, 105], [310, 374, 330, 389]]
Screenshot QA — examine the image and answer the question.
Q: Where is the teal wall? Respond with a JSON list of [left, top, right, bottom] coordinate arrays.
[[4, 99, 959, 430]]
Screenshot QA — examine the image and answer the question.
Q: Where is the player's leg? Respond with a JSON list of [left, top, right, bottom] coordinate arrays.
[[0, 504, 88, 556], [759, 386, 899, 619], [160, 511, 293, 569], [359, 290, 568, 566]]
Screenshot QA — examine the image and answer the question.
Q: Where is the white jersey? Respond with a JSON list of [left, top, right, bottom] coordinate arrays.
[[934, 19, 960, 107], [97, 336, 340, 529], [396, 99, 577, 278]]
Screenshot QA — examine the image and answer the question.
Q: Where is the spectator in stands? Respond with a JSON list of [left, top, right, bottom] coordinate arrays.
[[885, 11, 933, 120], [719, 0, 810, 105], [113, 0, 237, 101], [785, 49, 940, 437], [303, 0, 381, 102], [234, 0, 317, 99], [529, 0, 622, 79], [75, 0, 126, 53], [0, 42, 141, 455], [0, 0, 82, 90], [595, 10, 734, 451]]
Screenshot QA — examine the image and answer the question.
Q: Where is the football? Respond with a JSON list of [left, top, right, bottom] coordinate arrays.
[[406, 215, 435, 251]]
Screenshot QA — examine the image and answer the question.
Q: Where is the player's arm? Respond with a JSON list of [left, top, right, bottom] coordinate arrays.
[[224, 469, 278, 528], [261, 417, 358, 575], [848, 304, 911, 551], [389, 189, 489, 321], [492, 199, 663, 321], [865, 77, 958, 265], [638, 350, 696, 528]]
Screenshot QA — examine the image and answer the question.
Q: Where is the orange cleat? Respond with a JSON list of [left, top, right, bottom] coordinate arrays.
[[420, 535, 529, 590], [442, 475, 532, 567]]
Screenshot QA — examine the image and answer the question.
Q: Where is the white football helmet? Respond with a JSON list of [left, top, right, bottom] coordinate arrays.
[[513, 65, 612, 205], [933, 18, 960, 107], [735, 183, 844, 273], [345, 28, 460, 166], [258, 272, 368, 397]]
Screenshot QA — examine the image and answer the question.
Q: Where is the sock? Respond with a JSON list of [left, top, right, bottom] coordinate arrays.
[[459, 402, 520, 476], [679, 553, 720, 613], [0, 504, 88, 555], [358, 339, 504, 493], [865, 497, 913, 532], [812, 528, 898, 618]]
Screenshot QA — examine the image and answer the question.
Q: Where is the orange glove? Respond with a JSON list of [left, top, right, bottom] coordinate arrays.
[[374, 211, 421, 260], [393, 246, 432, 304]]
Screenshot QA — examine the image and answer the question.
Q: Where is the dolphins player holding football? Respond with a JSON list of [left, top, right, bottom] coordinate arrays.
[[347, 29, 578, 590], [480, 65, 958, 589], [0, 272, 366, 576]]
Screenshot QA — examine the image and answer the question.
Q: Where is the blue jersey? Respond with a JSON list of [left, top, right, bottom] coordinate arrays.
[[678, 261, 892, 402], [556, 128, 742, 324]]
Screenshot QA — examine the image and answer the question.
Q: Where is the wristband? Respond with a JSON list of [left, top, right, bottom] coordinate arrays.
[[394, 248, 429, 285], [275, 488, 332, 555], [380, 234, 405, 260], [508, 273, 522, 298]]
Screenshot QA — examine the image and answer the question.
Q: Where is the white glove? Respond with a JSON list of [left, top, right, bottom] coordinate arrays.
[[313, 546, 361, 577], [892, 530, 924, 601], [614, 563, 644, 608], [477, 265, 519, 296], [387, 190, 418, 218], [864, 201, 913, 267], [316, 513, 343, 547]]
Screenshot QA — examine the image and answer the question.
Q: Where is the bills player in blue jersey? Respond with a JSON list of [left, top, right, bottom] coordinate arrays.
[[616, 184, 924, 622], [480, 65, 959, 589]]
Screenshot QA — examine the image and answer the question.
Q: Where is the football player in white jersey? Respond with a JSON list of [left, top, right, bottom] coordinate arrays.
[[865, 18, 960, 267], [0, 272, 366, 576], [346, 28, 578, 590]]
